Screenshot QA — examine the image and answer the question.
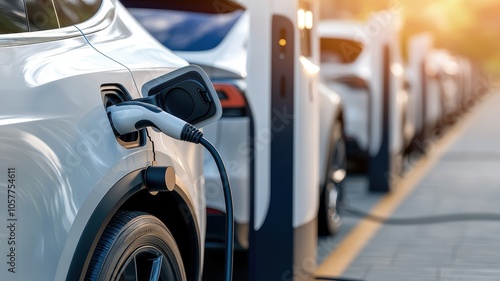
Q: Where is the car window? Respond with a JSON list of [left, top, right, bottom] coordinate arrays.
[[0, 1, 28, 34], [320, 38, 364, 64], [53, 0, 102, 27], [20, 0, 102, 32], [126, 6, 244, 52], [25, 0, 60, 31]]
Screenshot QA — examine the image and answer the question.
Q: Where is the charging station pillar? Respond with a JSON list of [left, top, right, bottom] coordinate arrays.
[[246, 0, 320, 280]]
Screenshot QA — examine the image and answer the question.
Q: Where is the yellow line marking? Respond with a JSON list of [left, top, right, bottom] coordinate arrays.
[[315, 100, 484, 277]]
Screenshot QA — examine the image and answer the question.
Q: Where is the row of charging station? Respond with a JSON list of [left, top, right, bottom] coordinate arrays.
[[246, 0, 320, 280], [241, 1, 488, 280]]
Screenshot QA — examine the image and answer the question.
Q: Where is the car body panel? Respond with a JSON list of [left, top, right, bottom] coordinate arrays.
[[0, 29, 140, 281], [321, 77, 370, 151], [320, 20, 373, 153], [407, 33, 433, 136], [0, 1, 205, 280], [319, 16, 410, 158], [203, 117, 251, 224], [318, 82, 343, 187], [427, 49, 461, 121]]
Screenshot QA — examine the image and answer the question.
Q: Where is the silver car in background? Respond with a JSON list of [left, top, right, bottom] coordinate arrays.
[[319, 15, 412, 193], [126, 0, 347, 240]]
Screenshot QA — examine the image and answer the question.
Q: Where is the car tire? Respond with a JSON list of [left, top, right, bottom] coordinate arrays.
[[85, 211, 186, 281], [318, 120, 346, 236]]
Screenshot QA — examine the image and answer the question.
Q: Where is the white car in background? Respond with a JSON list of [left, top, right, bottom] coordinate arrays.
[[126, 0, 347, 240], [457, 56, 475, 110], [319, 16, 412, 193], [426, 49, 462, 126], [407, 33, 443, 146], [0, 1, 221, 280]]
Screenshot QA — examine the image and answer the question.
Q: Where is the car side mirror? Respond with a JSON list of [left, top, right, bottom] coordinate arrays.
[[139, 65, 222, 128]]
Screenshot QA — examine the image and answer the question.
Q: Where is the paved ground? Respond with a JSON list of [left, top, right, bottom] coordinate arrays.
[[316, 91, 500, 281], [202, 91, 500, 281]]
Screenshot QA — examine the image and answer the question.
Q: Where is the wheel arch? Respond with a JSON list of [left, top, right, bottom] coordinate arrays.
[[320, 108, 345, 190], [65, 169, 202, 281]]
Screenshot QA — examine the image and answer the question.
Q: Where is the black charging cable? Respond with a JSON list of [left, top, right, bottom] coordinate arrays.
[[179, 124, 234, 281], [199, 137, 234, 281]]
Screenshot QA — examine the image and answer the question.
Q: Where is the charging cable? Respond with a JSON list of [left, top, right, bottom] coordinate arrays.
[[107, 101, 234, 281], [198, 137, 234, 281]]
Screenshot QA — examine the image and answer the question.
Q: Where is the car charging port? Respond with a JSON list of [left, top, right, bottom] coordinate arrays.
[[101, 84, 146, 148]]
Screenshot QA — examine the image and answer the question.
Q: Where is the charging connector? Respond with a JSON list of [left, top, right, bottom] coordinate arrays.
[[107, 101, 234, 281]]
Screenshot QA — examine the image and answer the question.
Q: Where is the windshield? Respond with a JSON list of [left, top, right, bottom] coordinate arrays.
[[320, 38, 364, 64], [128, 8, 244, 52]]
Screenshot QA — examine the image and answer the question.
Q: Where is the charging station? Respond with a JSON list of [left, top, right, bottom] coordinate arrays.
[[362, 12, 407, 192], [408, 33, 438, 144], [246, 0, 320, 280]]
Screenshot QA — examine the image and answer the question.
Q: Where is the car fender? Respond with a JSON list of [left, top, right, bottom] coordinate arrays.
[[318, 83, 343, 187], [57, 152, 201, 281]]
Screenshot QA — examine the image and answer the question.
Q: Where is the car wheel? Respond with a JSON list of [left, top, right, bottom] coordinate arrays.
[[318, 120, 346, 236], [85, 211, 186, 281]]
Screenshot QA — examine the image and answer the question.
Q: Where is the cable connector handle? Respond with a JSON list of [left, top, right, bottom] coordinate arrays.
[[107, 101, 203, 143]]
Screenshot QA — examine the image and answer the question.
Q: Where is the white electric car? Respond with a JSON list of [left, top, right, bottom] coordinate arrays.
[[0, 1, 223, 280], [407, 33, 443, 145], [457, 56, 474, 110], [319, 16, 411, 192], [125, 0, 346, 241], [426, 49, 462, 126]]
